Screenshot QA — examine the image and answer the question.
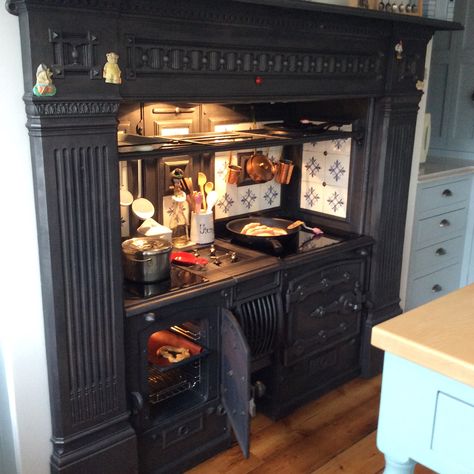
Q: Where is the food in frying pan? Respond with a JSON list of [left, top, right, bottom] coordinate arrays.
[[240, 222, 288, 236], [157, 345, 191, 363]]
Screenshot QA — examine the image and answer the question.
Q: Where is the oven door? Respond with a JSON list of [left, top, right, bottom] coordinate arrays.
[[284, 259, 365, 366], [221, 308, 251, 458]]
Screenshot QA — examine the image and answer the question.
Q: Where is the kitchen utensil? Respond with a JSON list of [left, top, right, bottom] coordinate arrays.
[[120, 188, 133, 206], [170, 251, 208, 266], [184, 177, 194, 194], [226, 217, 299, 252], [122, 236, 172, 283], [204, 181, 214, 200], [287, 220, 324, 235], [225, 164, 242, 185], [206, 190, 218, 212], [245, 152, 276, 183], [132, 198, 155, 220], [274, 159, 295, 185], [131, 159, 155, 220], [193, 191, 203, 214], [119, 162, 133, 206], [197, 172, 207, 211]]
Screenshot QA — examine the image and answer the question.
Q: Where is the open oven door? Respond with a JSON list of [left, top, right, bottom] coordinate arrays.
[[221, 308, 251, 458]]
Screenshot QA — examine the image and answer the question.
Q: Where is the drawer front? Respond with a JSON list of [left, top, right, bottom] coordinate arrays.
[[413, 236, 464, 276], [408, 264, 461, 309], [415, 208, 468, 248], [418, 178, 471, 213]]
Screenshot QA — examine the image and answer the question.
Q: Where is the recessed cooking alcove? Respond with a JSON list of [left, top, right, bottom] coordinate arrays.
[[6, 0, 460, 472]]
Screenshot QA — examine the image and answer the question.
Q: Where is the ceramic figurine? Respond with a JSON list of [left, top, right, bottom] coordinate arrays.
[[33, 64, 56, 97], [395, 41, 404, 60], [103, 52, 122, 84]]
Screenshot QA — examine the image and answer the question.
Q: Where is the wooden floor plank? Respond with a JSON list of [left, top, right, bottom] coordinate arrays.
[[311, 431, 385, 474], [245, 394, 380, 474], [186, 375, 438, 474]]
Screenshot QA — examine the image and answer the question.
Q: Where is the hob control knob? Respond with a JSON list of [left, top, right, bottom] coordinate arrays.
[[230, 251, 238, 263], [209, 244, 216, 257]]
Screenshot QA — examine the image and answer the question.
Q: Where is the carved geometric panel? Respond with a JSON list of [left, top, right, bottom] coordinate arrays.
[[49, 29, 101, 79], [125, 35, 383, 80]]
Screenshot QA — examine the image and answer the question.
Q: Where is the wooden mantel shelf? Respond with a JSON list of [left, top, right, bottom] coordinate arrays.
[[372, 284, 474, 387]]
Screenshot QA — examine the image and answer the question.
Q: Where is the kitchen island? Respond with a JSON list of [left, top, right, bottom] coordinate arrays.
[[372, 284, 474, 474]]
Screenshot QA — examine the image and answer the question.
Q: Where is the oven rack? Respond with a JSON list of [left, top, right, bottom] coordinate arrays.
[[117, 128, 358, 159], [171, 322, 202, 342], [148, 363, 200, 405]]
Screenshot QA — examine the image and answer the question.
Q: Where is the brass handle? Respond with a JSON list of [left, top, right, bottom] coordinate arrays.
[[439, 219, 450, 228], [442, 189, 453, 197], [432, 284, 442, 293], [435, 248, 447, 256]]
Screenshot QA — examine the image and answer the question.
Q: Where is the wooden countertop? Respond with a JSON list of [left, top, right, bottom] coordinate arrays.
[[372, 284, 474, 387]]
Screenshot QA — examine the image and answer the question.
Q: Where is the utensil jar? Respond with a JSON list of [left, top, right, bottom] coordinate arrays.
[[190, 212, 214, 244]]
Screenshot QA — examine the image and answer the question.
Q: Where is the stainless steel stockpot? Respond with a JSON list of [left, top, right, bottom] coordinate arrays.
[[122, 237, 172, 283]]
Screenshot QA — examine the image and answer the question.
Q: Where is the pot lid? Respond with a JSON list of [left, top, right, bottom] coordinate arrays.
[[122, 237, 172, 256], [246, 153, 274, 183]]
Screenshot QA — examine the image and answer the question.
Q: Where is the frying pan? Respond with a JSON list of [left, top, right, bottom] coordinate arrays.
[[226, 217, 299, 251]]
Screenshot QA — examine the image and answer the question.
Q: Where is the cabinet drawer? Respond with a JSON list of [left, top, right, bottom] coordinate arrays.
[[412, 236, 464, 276], [418, 178, 471, 213], [408, 264, 461, 309], [415, 208, 467, 248]]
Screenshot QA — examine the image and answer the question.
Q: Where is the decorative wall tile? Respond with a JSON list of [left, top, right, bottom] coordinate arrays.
[[322, 185, 348, 218], [261, 182, 281, 209], [214, 151, 230, 192], [300, 181, 323, 213], [238, 185, 260, 214], [301, 152, 324, 183], [300, 134, 352, 219], [215, 185, 239, 219], [266, 146, 283, 162], [214, 146, 282, 220], [325, 154, 350, 188]]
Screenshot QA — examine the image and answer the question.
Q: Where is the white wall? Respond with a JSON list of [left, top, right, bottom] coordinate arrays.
[[0, 7, 51, 474]]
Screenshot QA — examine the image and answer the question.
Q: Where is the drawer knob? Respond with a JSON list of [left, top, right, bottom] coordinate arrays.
[[432, 284, 443, 293], [439, 219, 450, 228], [442, 189, 453, 197], [435, 248, 447, 256]]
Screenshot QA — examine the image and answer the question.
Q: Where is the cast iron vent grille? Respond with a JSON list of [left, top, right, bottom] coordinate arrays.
[[234, 292, 281, 358]]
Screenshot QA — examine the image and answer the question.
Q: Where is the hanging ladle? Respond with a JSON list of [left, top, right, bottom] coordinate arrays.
[[119, 163, 133, 206], [131, 159, 155, 220], [287, 220, 324, 235]]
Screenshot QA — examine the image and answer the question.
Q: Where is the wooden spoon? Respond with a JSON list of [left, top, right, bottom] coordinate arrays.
[[204, 181, 214, 194], [197, 172, 207, 211]]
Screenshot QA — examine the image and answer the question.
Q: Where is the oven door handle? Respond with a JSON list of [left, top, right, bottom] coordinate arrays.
[[130, 391, 144, 415]]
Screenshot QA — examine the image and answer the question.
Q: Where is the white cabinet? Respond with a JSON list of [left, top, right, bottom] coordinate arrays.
[[405, 173, 474, 310]]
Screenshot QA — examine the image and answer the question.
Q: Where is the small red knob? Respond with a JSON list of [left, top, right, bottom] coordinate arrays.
[[255, 76, 263, 85]]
